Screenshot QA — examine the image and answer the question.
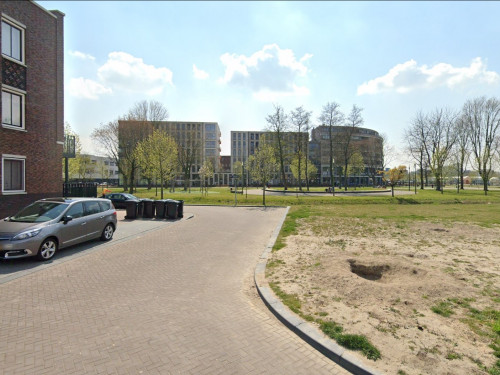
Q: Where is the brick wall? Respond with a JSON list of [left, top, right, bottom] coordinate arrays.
[[0, 1, 64, 217]]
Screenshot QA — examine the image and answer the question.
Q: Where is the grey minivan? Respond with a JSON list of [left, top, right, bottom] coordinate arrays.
[[0, 197, 117, 261]]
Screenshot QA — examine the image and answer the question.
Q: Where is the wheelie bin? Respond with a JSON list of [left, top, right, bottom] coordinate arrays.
[[142, 199, 154, 218], [125, 199, 140, 219], [177, 200, 184, 218], [165, 199, 178, 219], [154, 200, 167, 218]]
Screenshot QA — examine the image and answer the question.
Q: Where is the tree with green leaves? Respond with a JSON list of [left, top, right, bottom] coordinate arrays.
[[198, 160, 214, 196], [135, 129, 178, 199], [119, 100, 169, 193], [346, 151, 365, 188], [290, 154, 317, 187], [63, 123, 83, 180], [383, 165, 407, 197], [233, 161, 244, 192], [248, 144, 278, 206]]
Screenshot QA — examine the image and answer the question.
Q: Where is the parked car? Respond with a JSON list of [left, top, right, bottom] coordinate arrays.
[[102, 193, 139, 209], [0, 197, 117, 261]]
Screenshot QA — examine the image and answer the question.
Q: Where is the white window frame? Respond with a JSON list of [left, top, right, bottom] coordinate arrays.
[[1, 15, 26, 64], [2, 86, 26, 131], [2, 154, 26, 195]]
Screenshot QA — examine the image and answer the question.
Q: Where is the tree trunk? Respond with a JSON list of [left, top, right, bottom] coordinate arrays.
[[262, 184, 266, 206]]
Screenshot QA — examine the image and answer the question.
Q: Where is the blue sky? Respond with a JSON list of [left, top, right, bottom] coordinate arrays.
[[38, 1, 500, 164]]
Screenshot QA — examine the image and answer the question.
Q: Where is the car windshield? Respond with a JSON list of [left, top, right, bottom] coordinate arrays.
[[123, 194, 137, 199], [10, 202, 69, 223]]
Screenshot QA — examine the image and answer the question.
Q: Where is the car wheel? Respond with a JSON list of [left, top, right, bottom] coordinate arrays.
[[101, 223, 114, 241], [37, 238, 58, 261]]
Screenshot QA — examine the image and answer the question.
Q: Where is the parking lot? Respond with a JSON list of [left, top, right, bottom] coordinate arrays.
[[0, 210, 187, 285], [0, 206, 348, 374]]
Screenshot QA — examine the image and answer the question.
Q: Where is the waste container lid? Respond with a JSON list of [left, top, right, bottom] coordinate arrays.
[[140, 198, 153, 202]]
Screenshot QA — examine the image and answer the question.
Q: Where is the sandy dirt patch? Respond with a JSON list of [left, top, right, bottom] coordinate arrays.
[[267, 217, 500, 374]]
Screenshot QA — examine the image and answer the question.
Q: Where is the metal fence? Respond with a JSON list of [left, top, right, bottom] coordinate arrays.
[[63, 182, 98, 198]]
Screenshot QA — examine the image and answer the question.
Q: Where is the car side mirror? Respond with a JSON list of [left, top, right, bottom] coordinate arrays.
[[62, 215, 73, 224]]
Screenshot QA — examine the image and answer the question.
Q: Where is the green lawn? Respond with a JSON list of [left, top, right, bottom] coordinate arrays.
[[100, 185, 500, 207]]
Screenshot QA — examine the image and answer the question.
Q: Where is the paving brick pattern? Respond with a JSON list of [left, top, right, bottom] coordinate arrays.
[[0, 206, 349, 374]]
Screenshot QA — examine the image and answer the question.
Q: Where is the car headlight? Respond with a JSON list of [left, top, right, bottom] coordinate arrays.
[[12, 229, 42, 241]]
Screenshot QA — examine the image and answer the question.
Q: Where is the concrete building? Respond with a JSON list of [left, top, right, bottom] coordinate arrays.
[[0, 1, 64, 217], [67, 154, 119, 184], [311, 125, 383, 186], [118, 120, 221, 186]]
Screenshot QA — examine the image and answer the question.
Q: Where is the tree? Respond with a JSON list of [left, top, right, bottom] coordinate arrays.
[[463, 97, 500, 195], [233, 161, 244, 191], [346, 151, 365, 187], [198, 160, 214, 196], [423, 109, 458, 193], [91, 119, 122, 184], [290, 106, 311, 191], [265, 104, 290, 189], [76, 154, 95, 181], [407, 109, 457, 192], [335, 104, 363, 190], [176, 129, 203, 191], [383, 165, 407, 197], [290, 154, 317, 187], [248, 144, 279, 206], [452, 114, 471, 191], [318, 102, 344, 193], [96, 160, 110, 182], [135, 129, 178, 199], [119, 100, 169, 193], [63, 123, 83, 180], [364, 135, 385, 187]]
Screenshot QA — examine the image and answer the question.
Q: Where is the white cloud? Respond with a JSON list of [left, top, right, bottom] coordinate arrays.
[[193, 64, 209, 80], [219, 44, 312, 100], [68, 77, 112, 100], [69, 50, 95, 61], [357, 57, 500, 95], [97, 52, 174, 95]]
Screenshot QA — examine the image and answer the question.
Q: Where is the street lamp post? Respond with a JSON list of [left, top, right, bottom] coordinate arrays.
[[414, 164, 417, 194]]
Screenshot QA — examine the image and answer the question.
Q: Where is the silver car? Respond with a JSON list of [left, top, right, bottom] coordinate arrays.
[[0, 197, 117, 261]]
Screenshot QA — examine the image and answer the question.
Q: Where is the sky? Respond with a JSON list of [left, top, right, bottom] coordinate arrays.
[[38, 1, 500, 165]]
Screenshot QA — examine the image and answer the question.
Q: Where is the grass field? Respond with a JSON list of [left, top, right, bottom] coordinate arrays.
[[100, 185, 500, 206]]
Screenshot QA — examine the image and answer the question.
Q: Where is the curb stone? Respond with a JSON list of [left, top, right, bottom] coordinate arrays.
[[254, 206, 384, 375]]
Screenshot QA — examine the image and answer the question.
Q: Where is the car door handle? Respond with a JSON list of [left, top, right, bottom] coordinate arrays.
[[100, 216, 105, 219], [81, 222, 87, 226]]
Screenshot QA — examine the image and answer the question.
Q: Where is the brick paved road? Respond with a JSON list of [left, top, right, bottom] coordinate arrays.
[[0, 206, 349, 375]]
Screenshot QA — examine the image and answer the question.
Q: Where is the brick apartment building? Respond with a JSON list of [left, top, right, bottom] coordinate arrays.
[[0, 1, 64, 217]]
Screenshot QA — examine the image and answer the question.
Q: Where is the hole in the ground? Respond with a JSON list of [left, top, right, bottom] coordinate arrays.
[[348, 259, 390, 281]]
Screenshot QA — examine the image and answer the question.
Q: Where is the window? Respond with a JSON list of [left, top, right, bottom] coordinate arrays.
[[66, 203, 84, 219], [2, 19, 24, 63], [2, 155, 25, 193], [84, 201, 101, 216], [2, 88, 24, 129], [205, 141, 216, 148], [99, 201, 112, 212]]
